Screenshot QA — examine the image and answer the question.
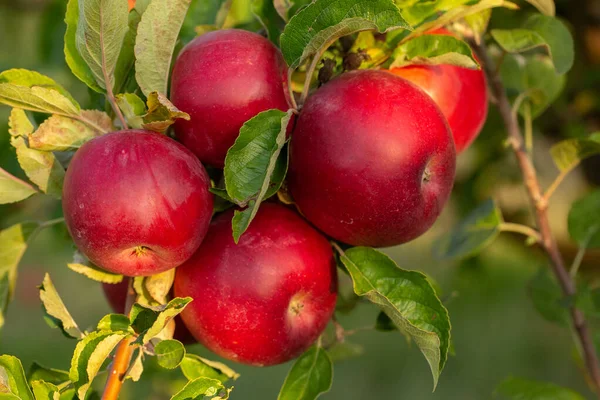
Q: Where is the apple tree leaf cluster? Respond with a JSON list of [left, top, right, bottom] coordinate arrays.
[[0, 0, 595, 399]]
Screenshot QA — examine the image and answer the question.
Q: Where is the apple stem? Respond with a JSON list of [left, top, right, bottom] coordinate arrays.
[[101, 280, 137, 400], [472, 38, 600, 398]]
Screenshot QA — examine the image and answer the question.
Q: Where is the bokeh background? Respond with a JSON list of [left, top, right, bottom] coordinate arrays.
[[1, 0, 600, 398]]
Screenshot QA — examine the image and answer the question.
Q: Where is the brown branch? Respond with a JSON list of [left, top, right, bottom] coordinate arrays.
[[472, 39, 600, 396], [101, 280, 137, 400]]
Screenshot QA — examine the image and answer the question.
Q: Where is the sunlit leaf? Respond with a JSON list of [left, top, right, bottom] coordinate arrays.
[[39, 273, 84, 339], [155, 339, 186, 369], [0, 355, 34, 400], [278, 347, 332, 400], [180, 354, 239, 383], [390, 34, 478, 69]]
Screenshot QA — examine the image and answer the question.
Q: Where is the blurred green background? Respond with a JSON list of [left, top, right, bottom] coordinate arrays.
[[1, 0, 600, 398]]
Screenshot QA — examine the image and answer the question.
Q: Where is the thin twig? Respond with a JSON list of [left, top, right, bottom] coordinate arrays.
[[544, 167, 573, 203], [101, 280, 137, 400], [472, 38, 600, 397], [499, 222, 542, 243]]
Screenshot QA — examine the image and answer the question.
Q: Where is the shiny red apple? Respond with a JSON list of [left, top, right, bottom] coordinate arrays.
[[62, 130, 213, 276], [174, 203, 337, 366], [102, 279, 195, 344], [288, 70, 456, 247], [390, 29, 488, 153], [170, 29, 290, 167]]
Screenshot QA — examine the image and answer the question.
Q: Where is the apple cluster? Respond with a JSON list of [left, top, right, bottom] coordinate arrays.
[[62, 28, 487, 367]]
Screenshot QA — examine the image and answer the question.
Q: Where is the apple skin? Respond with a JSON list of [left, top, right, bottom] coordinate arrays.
[[390, 29, 488, 153], [170, 29, 290, 168], [62, 130, 214, 276], [288, 70, 456, 247], [174, 203, 337, 366], [102, 279, 196, 344]]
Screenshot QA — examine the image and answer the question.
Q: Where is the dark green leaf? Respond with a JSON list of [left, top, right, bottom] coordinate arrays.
[[0, 355, 34, 400], [432, 199, 503, 261], [550, 132, 600, 173], [180, 354, 239, 383], [31, 380, 60, 400], [528, 268, 569, 327], [0, 167, 37, 204], [155, 340, 186, 369], [39, 273, 84, 339], [568, 190, 600, 249], [496, 377, 584, 399], [97, 314, 134, 333], [135, 0, 192, 96], [0, 222, 39, 329], [27, 363, 69, 385], [181, 0, 229, 40], [142, 92, 190, 134], [170, 377, 228, 400], [390, 34, 479, 69], [75, 0, 129, 90], [64, 0, 102, 93], [252, 0, 285, 44], [375, 311, 396, 332], [280, 0, 410, 69], [130, 297, 192, 343], [224, 109, 292, 242], [278, 347, 332, 400], [339, 246, 450, 388], [491, 14, 573, 74], [69, 331, 129, 399]]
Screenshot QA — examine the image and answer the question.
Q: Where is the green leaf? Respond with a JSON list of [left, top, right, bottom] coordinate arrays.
[[180, 355, 239, 383], [142, 92, 190, 134], [252, 0, 285, 44], [491, 14, 573, 74], [64, 0, 102, 93], [155, 340, 186, 369], [496, 377, 585, 399], [0, 355, 34, 400], [568, 190, 600, 249], [97, 314, 134, 333], [339, 246, 451, 389], [389, 34, 479, 69], [432, 199, 503, 261], [114, 0, 151, 94], [130, 297, 192, 343], [67, 262, 124, 284], [39, 273, 84, 339], [75, 0, 129, 90], [527, 267, 569, 327], [279, 0, 411, 69], [550, 132, 600, 173], [326, 341, 364, 363], [69, 330, 129, 400], [224, 109, 292, 242], [0, 167, 37, 204], [0, 70, 79, 108], [0, 84, 80, 116], [501, 54, 565, 118], [524, 0, 555, 15], [31, 380, 60, 400], [125, 348, 144, 382], [181, 0, 229, 39], [115, 93, 146, 129], [395, 0, 473, 28], [11, 136, 65, 198], [135, 0, 192, 96], [0, 222, 39, 329], [27, 363, 69, 385], [278, 347, 332, 400], [8, 108, 34, 137], [170, 377, 227, 400], [464, 9, 492, 43], [28, 114, 109, 152]]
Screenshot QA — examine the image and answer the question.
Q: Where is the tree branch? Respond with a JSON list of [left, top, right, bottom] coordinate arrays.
[[101, 280, 137, 400], [471, 38, 600, 396]]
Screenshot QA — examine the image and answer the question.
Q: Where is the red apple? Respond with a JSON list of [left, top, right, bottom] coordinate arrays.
[[170, 29, 290, 168], [62, 130, 213, 276], [174, 203, 337, 366], [288, 70, 456, 247], [390, 29, 488, 153], [102, 279, 195, 344]]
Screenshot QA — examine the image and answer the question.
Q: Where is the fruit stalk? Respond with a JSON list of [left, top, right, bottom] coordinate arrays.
[[472, 38, 600, 396], [101, 280, 137, 400]]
